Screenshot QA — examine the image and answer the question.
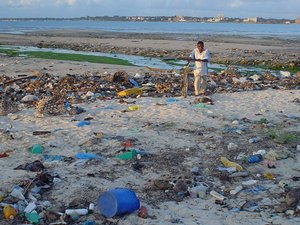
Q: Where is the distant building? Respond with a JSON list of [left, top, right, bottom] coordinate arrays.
[[295, 18, 300, 24], [216, 14, 224, 21], [173, 15, 186, 22], [243, 17, 258, 23], [207, 14, 225, 23]]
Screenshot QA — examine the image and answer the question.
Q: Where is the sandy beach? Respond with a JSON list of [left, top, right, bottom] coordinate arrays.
[[0, 30, 300, 225]]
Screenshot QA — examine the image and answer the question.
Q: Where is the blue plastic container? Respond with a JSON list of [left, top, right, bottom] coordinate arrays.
[[98, 188, 140, 218], [248, 154, 263, 163]]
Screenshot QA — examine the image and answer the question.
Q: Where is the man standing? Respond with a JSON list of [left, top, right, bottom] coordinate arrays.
[[187, 41, 210, 96]]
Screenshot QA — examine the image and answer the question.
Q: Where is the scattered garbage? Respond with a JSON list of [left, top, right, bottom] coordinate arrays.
[[0, 65, 299, 224]]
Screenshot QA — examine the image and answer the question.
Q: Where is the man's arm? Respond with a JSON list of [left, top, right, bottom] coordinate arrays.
[[194, 59, 208, 62]]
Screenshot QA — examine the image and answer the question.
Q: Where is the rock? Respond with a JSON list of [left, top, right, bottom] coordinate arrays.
[[21, 95, 39, 102], [173, 180, 188, 193], [134, 73, 143, 79], [296, 145, 300, 152], [153, 179, 173, 190], [280, 71, 291, 78], [286, 189, 300, 207], [85, 91, 94, 97], [227, 142, 238, 151], [274, 203, 288, 213], [285, 210, 295, 216], [232, 120, 239, 125], [249, 74, 261, 81], [113, 70, 129, 83]]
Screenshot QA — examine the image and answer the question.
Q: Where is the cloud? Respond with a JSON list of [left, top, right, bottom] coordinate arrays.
[[7, 0, 40, 7], [1, 0, 299, 19], [55, 0, 77, 6], [228, 0, 244, 8]]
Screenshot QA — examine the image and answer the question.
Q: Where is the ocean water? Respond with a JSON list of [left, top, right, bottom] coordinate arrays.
[[0, 20, 299, 39]]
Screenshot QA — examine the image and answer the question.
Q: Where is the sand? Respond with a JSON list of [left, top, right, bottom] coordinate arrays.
[[0, 30, 300, 225]]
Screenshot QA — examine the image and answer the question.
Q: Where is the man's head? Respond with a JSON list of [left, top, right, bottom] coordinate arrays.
[[197, 41, 204, 52]]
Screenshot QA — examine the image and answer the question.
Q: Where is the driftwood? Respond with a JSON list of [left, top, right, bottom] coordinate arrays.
[[1, 75, 38, 86], [144, 66, 175, 75]]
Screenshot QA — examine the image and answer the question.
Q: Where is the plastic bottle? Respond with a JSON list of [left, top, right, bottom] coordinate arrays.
[[249, 137, 260, 143], [128, 105, 140, 111], [10, 187, 26, 200], [209, 190, 226, 201], [3, 205, 17, 220], [24, 202, 37, 213], [88, 203, 95, 213], [263, 172, 275, 180], [129, 79, 139, 88], [117, 88, 143, 97], [230, 186, 243, 195], [247, 154, 263, 163], [220, 157, 243, 172], [65, 209, 88, 216], [242, 180, 258, 186]]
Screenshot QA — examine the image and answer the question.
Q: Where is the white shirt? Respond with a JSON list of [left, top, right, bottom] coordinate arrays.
[[189, 48, 210, 75]]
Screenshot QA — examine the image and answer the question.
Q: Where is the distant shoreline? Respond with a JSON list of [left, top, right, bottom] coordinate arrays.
[[0, 16, 298, 24]]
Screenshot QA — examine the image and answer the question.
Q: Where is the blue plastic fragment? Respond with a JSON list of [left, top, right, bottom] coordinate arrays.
[[75, 153, 101, 160], [129, 78, 139, 87], [76, 121, 91, 127]]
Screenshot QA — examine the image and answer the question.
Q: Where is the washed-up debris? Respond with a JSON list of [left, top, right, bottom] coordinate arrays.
[[32, 130, 51, 135], [14, 160, 45, 172], [0, 94, 19, 116], [0, 152, 9, 158]]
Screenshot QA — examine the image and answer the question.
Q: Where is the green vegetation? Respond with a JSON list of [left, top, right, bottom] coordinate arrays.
[[0, 47, 135, 66], [0, 49, 19, 57], [254, 118, 269, 124], [260, 65, 300, 74], [23, 51, 135, 66], [267, 128, 300, 144]]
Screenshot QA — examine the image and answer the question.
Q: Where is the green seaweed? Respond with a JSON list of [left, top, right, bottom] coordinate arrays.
[[22, 51, 134, 66], [0, 49, 19, 57], [267, 128, 300, 144]]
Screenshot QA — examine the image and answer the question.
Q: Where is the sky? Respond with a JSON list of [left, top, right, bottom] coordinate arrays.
[[0, 0, 299, 19]]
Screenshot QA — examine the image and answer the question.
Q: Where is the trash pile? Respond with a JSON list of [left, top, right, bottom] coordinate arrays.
[[0, 66, 299, 116]]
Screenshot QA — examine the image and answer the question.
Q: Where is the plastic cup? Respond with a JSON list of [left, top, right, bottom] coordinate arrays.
[[98, 188, 140, 218], [30, 144, 43, 154]]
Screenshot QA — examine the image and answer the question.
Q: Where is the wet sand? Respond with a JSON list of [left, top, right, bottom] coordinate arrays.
[[0, 30, 299, 68]]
